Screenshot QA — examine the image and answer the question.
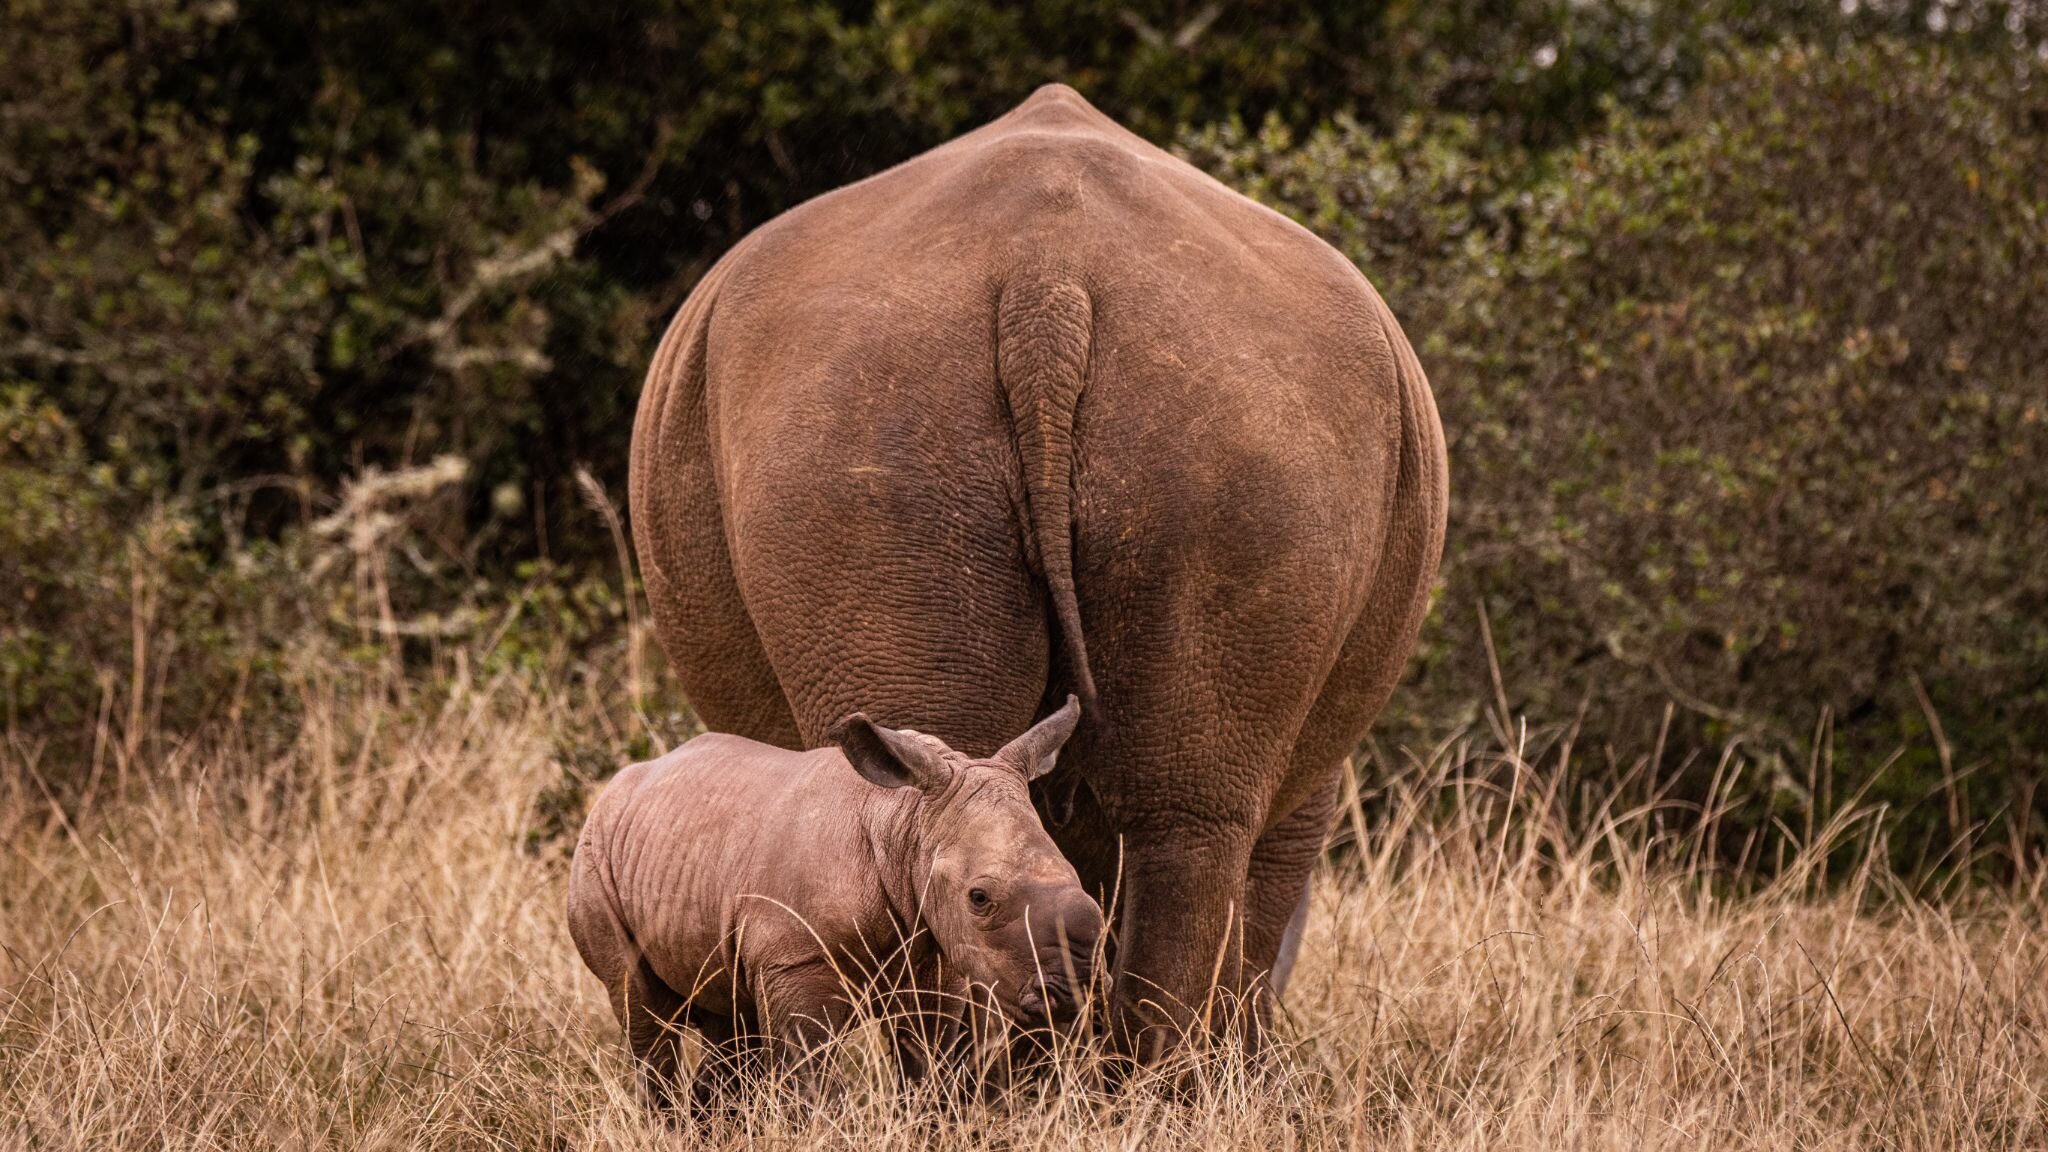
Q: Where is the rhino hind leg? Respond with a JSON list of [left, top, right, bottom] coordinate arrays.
[[1240, 772, 1341, 1043], [568, 845, 691, 1111], [1271, 877, 1313, 997], [615, 956, 691, 1113]]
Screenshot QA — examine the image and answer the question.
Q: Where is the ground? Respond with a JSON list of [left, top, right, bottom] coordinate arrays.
[[3, 668, 2042, 1150]]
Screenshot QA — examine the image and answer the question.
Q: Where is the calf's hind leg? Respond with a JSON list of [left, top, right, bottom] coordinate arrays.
[[568, 852, 692, 1112], [613, 955, 691, 1112]]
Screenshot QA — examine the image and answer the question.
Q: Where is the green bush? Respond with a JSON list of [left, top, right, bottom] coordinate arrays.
[[0, 386, 126, 738], [0, 383, 305, 774], [0, 399, 646, 789]]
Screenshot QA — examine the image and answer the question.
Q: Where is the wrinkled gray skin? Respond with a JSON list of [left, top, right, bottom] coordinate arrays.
[[568, 697, 1100, 1110], [629, 84, 1448, 1056]]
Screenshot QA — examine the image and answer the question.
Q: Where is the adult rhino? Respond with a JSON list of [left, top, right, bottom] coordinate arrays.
[[630, 84, 1446, 1055]]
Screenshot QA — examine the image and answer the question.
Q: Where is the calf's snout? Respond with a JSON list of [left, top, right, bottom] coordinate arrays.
[[1026, 889, 1104, 962], [1015, 888, 1103, 1022]]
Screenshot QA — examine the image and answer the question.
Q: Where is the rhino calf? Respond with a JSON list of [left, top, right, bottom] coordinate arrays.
[[568, 695, 1101, 1110]]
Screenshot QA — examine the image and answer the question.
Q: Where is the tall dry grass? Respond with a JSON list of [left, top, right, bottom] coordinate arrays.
[[3, 655, 2044, 1150]]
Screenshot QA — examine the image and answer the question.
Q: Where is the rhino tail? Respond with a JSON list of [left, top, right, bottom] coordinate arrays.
[[996, 273, 1099, 720]]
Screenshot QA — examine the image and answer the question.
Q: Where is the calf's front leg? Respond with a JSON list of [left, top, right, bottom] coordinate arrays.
[[753, 959, 858, 1097]]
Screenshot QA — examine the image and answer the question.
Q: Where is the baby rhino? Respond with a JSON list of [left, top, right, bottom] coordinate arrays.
[[568, 696, 1101, 1110]]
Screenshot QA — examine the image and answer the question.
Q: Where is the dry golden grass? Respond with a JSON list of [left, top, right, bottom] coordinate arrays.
[[4, 663, 2044, 1150]]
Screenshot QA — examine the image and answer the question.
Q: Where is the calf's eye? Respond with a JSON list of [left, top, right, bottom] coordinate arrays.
[[968, 887, 991, 910]]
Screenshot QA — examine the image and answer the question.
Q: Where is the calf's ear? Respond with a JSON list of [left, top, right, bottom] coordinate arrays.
[[995, 694, 1082, 781], [830, 713, 953, 792]]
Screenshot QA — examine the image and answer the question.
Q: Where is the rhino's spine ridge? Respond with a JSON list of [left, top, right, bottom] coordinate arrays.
[[996, 274, 1098, 721]]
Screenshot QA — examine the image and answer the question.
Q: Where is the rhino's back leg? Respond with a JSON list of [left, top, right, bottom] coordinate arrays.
[[1244, 773, 1339, 1013], [1237, 575, 1431, 1017], [615, 957, 693, 1112], [568, 836, 693, 1112]]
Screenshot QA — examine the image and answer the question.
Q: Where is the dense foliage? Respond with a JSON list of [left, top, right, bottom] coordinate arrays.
[[4, 0, 2044, 868]]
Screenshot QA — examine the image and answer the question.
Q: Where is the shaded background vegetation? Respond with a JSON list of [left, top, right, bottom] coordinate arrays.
[[4, 0, 2045, 875]]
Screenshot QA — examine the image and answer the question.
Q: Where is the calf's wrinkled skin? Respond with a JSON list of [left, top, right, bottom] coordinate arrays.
[[568, 696, 1100, 1109], [629, 83, 1448, 1056]]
